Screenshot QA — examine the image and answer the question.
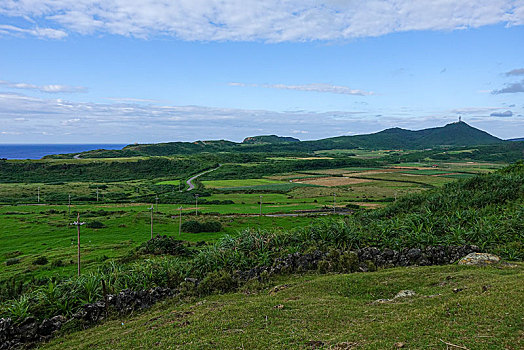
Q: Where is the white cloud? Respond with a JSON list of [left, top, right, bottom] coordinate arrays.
[[0, 92, 522, 142], [492, 80, 524, 94], [0, 1, 522, 41], [490, 110, 513, 117], [230, 82, 373, 96], [0, 79, 87, 93], [0, 24, 67, 39], [450, 107, 505, 114], [506, 68, 524, 76]]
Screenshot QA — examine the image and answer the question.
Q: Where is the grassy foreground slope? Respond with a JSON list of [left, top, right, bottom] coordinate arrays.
[[42, 264, 523, 349]]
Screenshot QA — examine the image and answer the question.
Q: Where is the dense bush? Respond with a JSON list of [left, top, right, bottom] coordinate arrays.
[[138, 235, 192, 256], [0, 157, 215, 183], [0, 258, 187, 321], [181, 220, 222, 233], [197, 270, 238, 295]]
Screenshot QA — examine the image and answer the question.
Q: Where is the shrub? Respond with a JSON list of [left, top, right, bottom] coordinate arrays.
[[181, 220, 201, 233], [32, 256, 48, 266], [201, 221, 222, 232], [139, 235, 191, 256], [181, 220, 222, 233], [197, 270, 238, 295], [6, 258, 20, 266]]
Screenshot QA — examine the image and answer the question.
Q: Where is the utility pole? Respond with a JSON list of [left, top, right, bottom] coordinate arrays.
[[68, 194, 71, 215], [179, 206, 182, 236], [259, 195, 263, 217], [70, 213, 85, 276], [149, 205, 154, 239], [37, 186, 40, 203], [194, 194, 199, 216], [333, 193, 336, 214], [96, 187, 99, 202]]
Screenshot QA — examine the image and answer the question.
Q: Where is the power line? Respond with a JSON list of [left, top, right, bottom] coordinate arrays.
[[70, 213, 85, 276]]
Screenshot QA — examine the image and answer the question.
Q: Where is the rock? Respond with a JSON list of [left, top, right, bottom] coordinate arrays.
[[406, 248, 422, 260], [394, 342, 406, 348], [458, 253, 500, 266], [269, 284, 289, 295], [394, 290, 416, 299], [374, 290, 416, 304]]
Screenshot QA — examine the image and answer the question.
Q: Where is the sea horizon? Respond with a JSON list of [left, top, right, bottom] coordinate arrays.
[[0, 144, 127, 160]]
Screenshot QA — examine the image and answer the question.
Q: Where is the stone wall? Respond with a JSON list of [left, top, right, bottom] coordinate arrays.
[[0, 245, 480, 349]]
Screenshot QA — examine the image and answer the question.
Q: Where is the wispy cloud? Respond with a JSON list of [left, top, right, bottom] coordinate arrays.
[[0, 92, 522, 142], [0, 24, 67, 39], [230, 82, 373, 96], [0, 1, 523, 41], [490, 110, 513, 117], [104, 97, 163, 103], [492, 80, 524, 94], [505, 68, 524, 76], [450, 107, 504, 114], [0, 79, 87, 93]]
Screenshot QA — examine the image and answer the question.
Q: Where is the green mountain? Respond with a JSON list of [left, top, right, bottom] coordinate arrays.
[[242, 135, 300, 144], [308, 121, 502, 150], [53, 121, 504, 158]]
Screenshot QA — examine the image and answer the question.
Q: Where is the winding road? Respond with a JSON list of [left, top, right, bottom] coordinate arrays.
[[186, 165, 221, 191]]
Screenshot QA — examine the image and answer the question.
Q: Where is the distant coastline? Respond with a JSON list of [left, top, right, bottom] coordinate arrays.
[[0, 144, 127, 160]]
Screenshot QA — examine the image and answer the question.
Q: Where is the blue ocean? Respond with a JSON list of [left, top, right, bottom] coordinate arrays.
[[0, 144, 127, 159]]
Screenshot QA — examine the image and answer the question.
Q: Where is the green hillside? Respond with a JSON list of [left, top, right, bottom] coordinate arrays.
[[41, 264, 523, 350], [242, 135, 300, 144], [309, 121, 502, 150], [47, 122, 505, 158]]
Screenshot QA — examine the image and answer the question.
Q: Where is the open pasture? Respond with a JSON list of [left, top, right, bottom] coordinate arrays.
[[201, 178, 284, 188], [292, 176, 371, 187], [0, 203, 317, 281], [0, 179, 164, 204], [154, 179, 181, 186], [314, 148, 406, 158]]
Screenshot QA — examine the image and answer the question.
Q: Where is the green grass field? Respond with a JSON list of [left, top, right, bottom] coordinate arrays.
[[41, 264, 523, 349], [155, 180, 181, 186], [0, 203, 318, 281], [202, 178, 284, 188], [0, 160, 506, 285]]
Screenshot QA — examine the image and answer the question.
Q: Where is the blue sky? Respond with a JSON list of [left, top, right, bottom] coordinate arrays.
[[0, 1, 523, 143]]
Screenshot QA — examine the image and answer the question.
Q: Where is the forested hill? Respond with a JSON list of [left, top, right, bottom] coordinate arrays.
[[315, 121, 502, 149], [242, 135, 300, 144], [49, 121, 504, 158]]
